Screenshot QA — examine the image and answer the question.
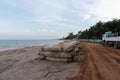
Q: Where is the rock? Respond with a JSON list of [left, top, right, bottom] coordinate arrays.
[[39, 56, 46, 60], [46, 57, 71, 62], [43, 44, 62, 52], [71, 41, 79, 45], [42, 41, 78, 52], [39, 52, 71, 58], [39, 47, 44, 52], [73, 47, 79, 53], [38, 41, 79, 62], [62, 43, 75, 52]]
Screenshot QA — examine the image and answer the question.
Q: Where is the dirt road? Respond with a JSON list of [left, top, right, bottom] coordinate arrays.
[[68, 42, 120, 80], [0, 42, 120, 80]]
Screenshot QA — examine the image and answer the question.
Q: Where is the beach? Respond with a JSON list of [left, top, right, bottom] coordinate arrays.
[[0, 46, 80, 80], [0, 40, 62, 50], [1, 41, 120, 80]]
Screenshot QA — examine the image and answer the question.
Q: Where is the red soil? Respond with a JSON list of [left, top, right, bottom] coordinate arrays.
[[68, 42, 120, 80]]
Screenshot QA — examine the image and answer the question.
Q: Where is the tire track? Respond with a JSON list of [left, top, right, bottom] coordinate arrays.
[[79, 42, 120, 80]]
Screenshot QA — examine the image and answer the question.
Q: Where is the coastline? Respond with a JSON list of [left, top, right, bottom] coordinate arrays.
[[0, 39, 63, 52], [0, 41, 80, 80], [0, 46, 41, 52], [0, 47, 25, 52]]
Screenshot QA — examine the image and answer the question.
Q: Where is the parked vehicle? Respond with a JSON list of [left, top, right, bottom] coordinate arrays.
[[102, 31, 120, 48]]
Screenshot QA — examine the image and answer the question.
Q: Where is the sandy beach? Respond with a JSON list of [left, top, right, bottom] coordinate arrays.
[[0, 46, 80, 80]]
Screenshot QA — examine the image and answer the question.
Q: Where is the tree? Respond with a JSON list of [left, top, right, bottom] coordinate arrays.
[[65, 32, 77, 39], [80, 19, 120, 39]]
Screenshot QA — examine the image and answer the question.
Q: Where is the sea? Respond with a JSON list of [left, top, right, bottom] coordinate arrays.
[[0, 39, 63, 51]]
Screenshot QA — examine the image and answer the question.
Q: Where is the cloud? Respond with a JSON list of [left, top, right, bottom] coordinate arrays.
[[83, 15, 91, 20], [0, 0, 120, 39], [87, 0, 120, 21]]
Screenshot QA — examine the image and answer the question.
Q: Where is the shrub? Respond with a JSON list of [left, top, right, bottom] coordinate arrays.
[[77, 45, 86, 53], [73, 56, 84, 62]]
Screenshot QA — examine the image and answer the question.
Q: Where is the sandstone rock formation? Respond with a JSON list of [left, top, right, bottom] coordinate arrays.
[[38, 41, 79, 62]]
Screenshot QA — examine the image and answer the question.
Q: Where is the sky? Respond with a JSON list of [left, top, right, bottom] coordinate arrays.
[[0, 0, 120, 40]]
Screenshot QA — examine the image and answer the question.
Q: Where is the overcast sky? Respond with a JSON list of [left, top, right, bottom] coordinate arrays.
[[0, 0, 120, 39]]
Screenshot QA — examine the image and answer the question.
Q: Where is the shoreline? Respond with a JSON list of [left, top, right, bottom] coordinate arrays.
[[0, 47, 24, 52], [0, 46, 32, 52], [0, 41, 80, 80], [0, 45, 43, 53], [0, 40, 64, 52]]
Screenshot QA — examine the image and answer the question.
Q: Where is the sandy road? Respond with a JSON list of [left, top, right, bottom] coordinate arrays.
[[68, 42, 120, 80]]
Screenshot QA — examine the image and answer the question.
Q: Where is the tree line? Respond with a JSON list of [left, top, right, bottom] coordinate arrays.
[[65, 19, 120, 39]]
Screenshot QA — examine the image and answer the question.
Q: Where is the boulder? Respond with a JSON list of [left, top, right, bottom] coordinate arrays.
[[42, 41, 78, 52], [39, 56, 46, 60], [38, 41, 79, 62], [71, 41, 79, 45], [39, 47, 44, 52], [38, 52, 71, 58], [43, 44, 62, 52], [46, 57, 71, 62], [62, 43, 75, 52]]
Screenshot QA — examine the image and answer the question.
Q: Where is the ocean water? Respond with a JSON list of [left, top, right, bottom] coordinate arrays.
[[0, 39, 62, 50]]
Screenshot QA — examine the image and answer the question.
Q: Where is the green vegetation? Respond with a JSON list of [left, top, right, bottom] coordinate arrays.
[[70, 45, 86, 62], [65, 32, 77, 39], [59, 40, 77, 45], [77, 45, 86, 54], [65, 19, 120, 39], [73, 56, 84, 62], [78, 45, 85, 52], [84, 39, 102, 44]]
